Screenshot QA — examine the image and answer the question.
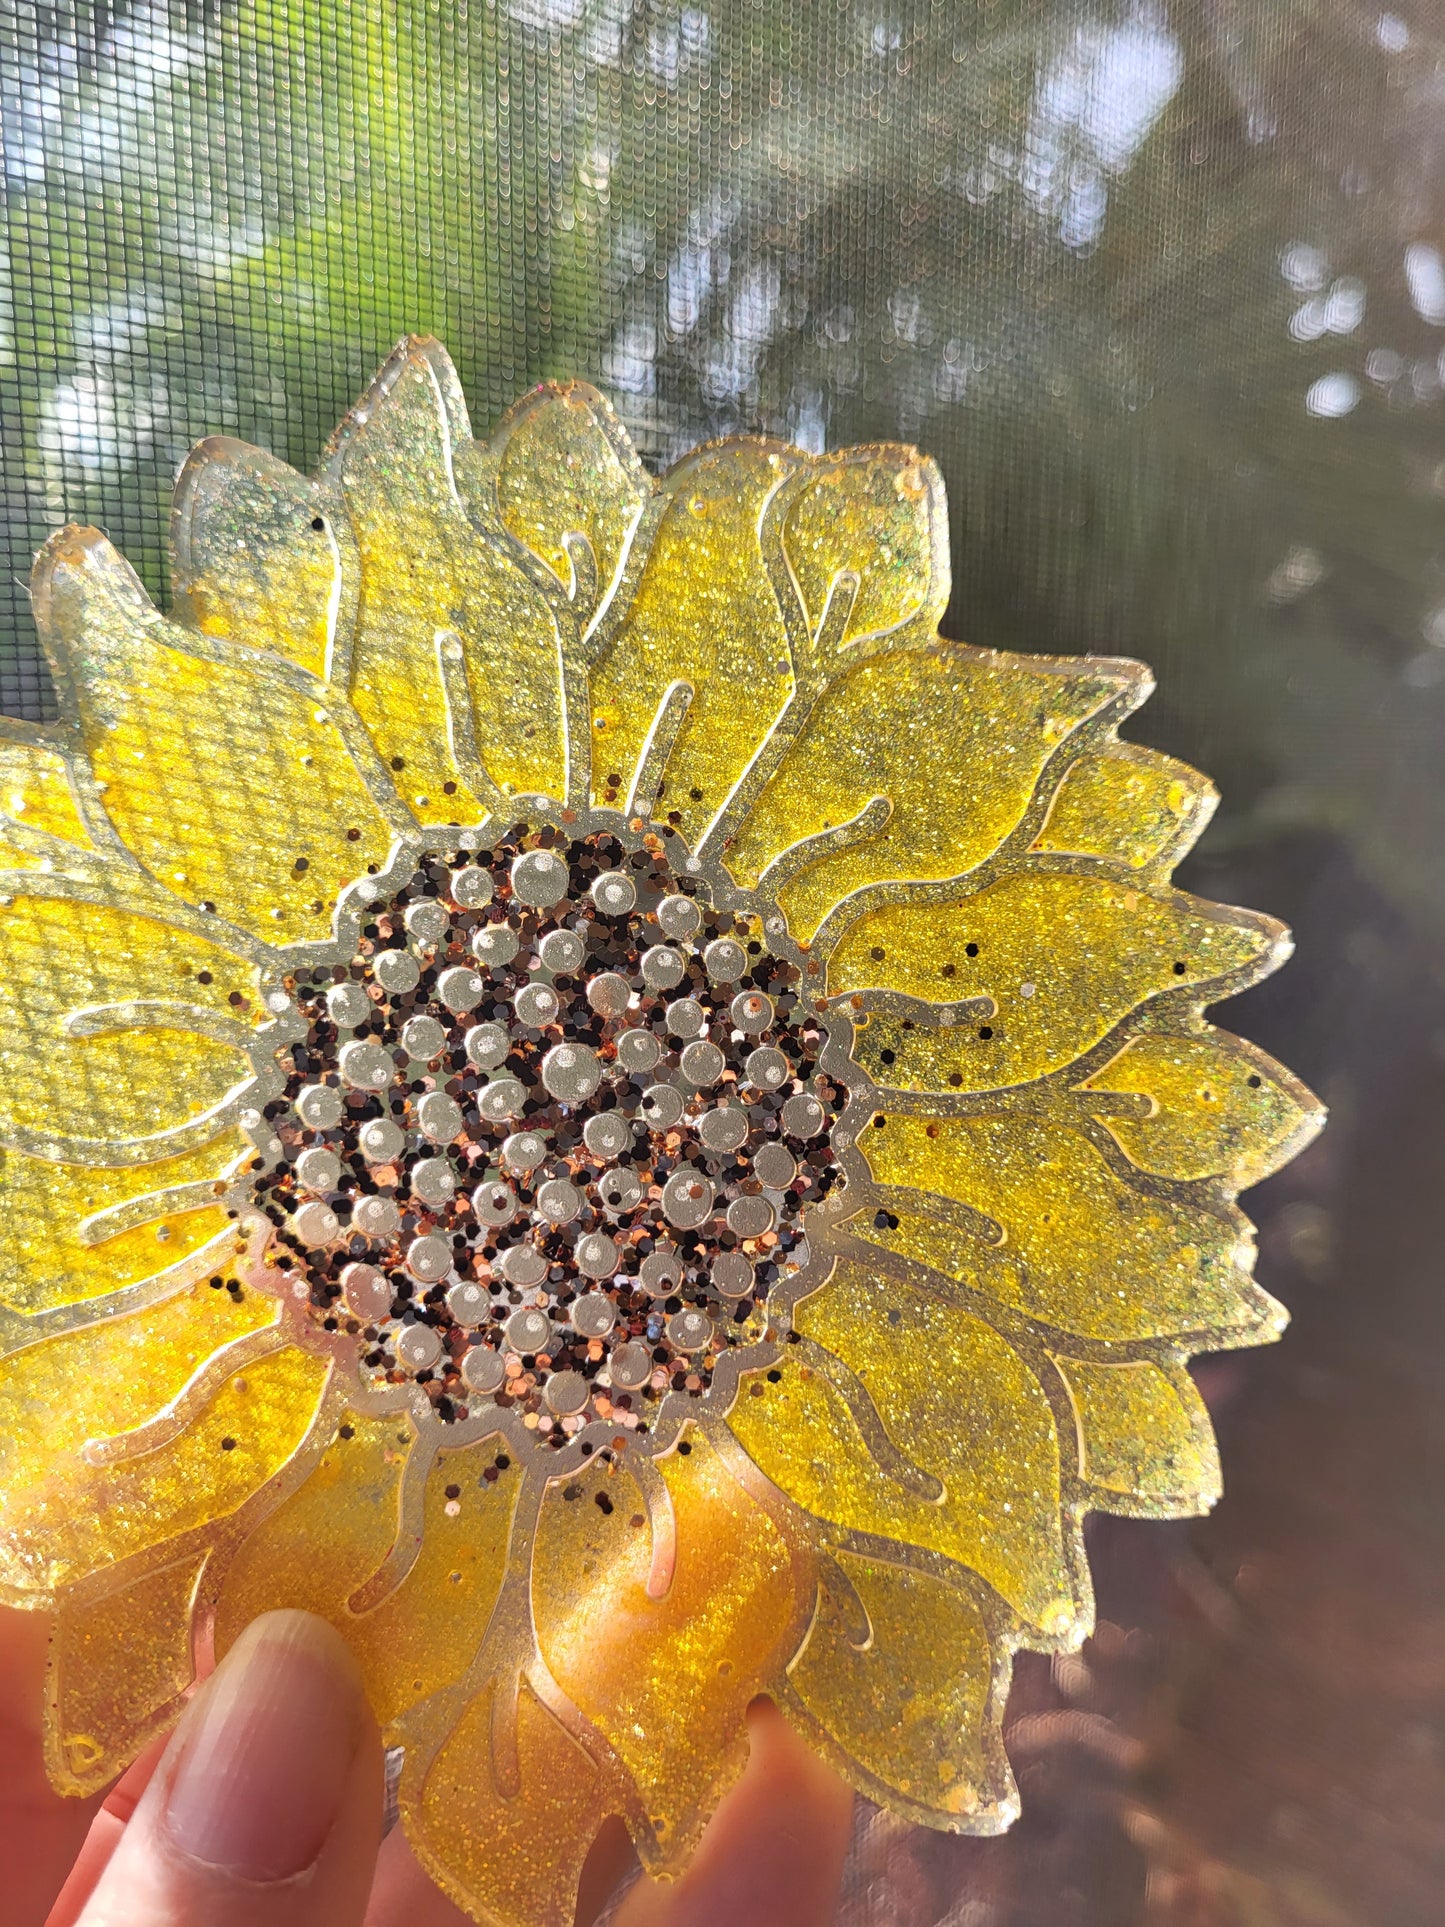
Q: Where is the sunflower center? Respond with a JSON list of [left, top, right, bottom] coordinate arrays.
[[251, 825, 844, 1441]]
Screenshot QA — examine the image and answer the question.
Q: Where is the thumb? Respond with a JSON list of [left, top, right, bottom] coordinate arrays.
[[74, 1610, 382, 1927]]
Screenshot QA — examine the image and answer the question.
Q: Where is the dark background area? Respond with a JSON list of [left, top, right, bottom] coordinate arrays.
[[3, 3, 1442, 1920]]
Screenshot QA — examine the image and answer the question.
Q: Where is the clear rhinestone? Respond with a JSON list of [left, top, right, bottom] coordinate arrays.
[[703, 937, 746, 983], [400, 1014, 448, 1060], [781, 1092, 826, 1139], [339, 1041, 396, 1091], [326, 981, 370, 1028], [450, 866, 493, 909], [590, 870, 638, 915], [575, 1229, 620, 1278], [405, 1235, 452, 1282], [661, 1170, 715, 1229], [395, 1322, 443, 1370], [461, 1345, 506, 1393], [295, 1083, 343, 1129], [447, 1279, 490, 1327], [341, 1261, 393, 1320], [656, 893, 702, 940], [640, 1083, 686, 1130], [472, 923, 520, 969], [353, 1194, 401, 1240], [411, 1155, 457, 1206], [374, 948, 421, 994], [295, 1146, 341, 1193], [463, 1021, 510, 1070], [582, 1112, 632, 1160], [417, 1091, 463, 1142], [472, 1179, 519, 1226], [358, 1117, 405, 1161], [541, 1042, 602, 1104], [437, 965, 485, 1013], [585, 971, 631, 1017], [511, 848, 570, 908], [616, 1027, 662, 1073]]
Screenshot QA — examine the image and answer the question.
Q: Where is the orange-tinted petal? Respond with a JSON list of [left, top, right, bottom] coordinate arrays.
[[44, 1548, 205, 1794], [534, 1430, 806, 1869]]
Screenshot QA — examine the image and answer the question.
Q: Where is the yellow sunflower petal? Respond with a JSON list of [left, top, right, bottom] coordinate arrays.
[[402, 1676, 612, 1927], [781, 448, 949, 653], [487, 381, 647, 611], [728, 651, 1133, 942], [836, 874, 1277, 1092], [729, 1256, 1077, 1634], [1031, 746, 1217, 872], [857, 1112, 1278, 1343], [1079, 1030, 1324, 1187], [587, 440, 803, 824], [329, 336, 565, 814], [0, 1284, 328, 1597], [170, 435, 342, 676], [534, 1429, 804, 1869], [0, 1133, 242, 1316], [216, 1422, 520, 1731], [31, 527, 393, 944], [0, 733, 92, 869], [45, 1548, 205, 1794], [1052, 1356, 1221, 1516], [787, 1551, 1012, 1826], [0, 890, 255, 1144]]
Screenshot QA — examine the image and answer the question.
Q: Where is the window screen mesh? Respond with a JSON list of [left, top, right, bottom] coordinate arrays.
[[3, 7, 1441, 1924]]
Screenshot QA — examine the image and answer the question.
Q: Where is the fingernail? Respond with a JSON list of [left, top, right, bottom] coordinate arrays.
[[163, 1610, 364, 1881]]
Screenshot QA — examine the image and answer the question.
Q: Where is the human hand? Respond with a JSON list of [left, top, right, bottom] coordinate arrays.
[[2, 1606, 853, 1927]]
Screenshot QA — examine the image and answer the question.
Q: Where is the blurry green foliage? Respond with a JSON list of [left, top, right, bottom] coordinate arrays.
[[2, 0, 1441, 934]]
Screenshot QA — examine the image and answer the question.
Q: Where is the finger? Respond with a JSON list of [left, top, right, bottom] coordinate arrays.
[[364, 1827, 477, 1927], [0, 1605, 104, 1927], [73, 1610, 383, 1927], [614, 1698, 853, 1927], [45, 1733, 168, 1927]]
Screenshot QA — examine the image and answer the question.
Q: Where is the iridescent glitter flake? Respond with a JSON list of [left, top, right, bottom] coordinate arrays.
[[0, 342, 1321, 1927]]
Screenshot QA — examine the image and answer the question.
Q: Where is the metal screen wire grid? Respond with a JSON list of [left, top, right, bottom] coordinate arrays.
[[4, 5, 1444, 1925]]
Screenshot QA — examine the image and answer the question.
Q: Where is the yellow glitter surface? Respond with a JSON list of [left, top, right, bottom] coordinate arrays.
[[0, 339, 1322, 1927]]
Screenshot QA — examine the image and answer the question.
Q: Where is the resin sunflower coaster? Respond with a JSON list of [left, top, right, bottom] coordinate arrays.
[[0, 340, 1321, 1925]]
